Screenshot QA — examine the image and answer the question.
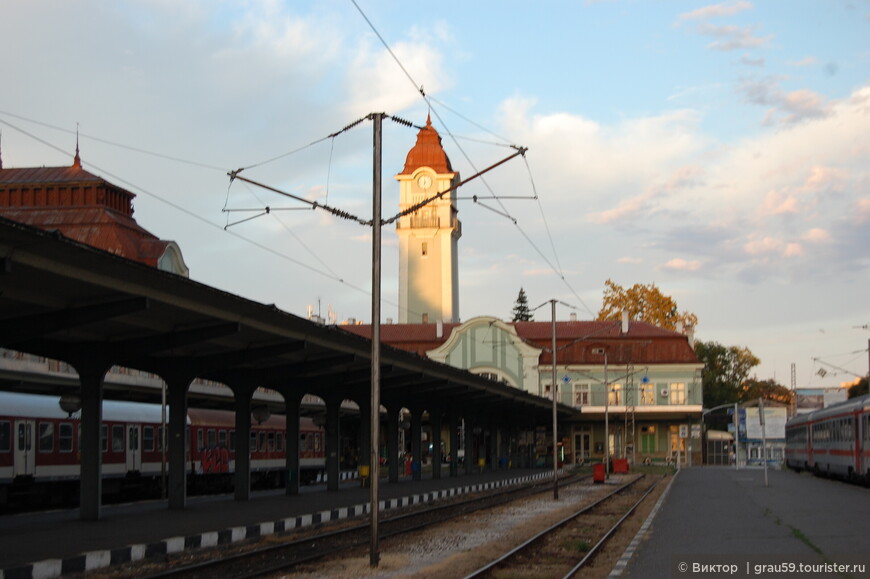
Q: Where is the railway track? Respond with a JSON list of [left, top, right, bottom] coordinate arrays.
[[102, 473, 590, 579], [463, 474, 662, 579]]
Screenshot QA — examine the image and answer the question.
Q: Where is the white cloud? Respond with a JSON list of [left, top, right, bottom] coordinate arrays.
[[662, 258, 702, 271], [801, 228, 830, 243], [676, 1, 753, 24], [699, 23, 772, 52]]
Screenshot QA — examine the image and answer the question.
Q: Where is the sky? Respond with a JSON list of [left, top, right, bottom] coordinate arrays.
[[1, 0, 868, 391]]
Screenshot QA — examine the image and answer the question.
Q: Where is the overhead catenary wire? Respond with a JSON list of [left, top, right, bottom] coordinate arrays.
[[0, 115, 410, 309], [349, 0, 594, 319]]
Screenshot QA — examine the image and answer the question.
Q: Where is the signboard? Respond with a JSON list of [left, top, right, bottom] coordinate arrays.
[[679, 424, 688, 439], [742, 407, 787, 440], [691, 424, 701, 439]]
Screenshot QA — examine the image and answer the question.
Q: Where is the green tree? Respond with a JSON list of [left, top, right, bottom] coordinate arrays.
[[511, 287, 533, 322], [740, 378, 793, 405], [596, 279, 698, 331], [848, 377, 869, 398], [694, 340, 760, 408]]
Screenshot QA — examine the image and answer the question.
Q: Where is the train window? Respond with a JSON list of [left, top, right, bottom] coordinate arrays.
[[144, 426, 155, 452], [250, 431, 258, 452], [314, 432, 322, 452], [59, 423, 74, 453], [112, 425, 124, 452], [218, 430, 227, 448], [229, 430, 236, 452], [267, 432, 275, 452], [276, 432, 284, 452], [258, 431, 266, 453], [0, 421, 10, 452], [197, 429, 204, 451], [39, 422, 54, 452], [101, 425, 108, 452], [207, 429, 216, 448]]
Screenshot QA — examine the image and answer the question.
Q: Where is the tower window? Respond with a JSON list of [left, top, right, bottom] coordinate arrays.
[[421, 241, 428, 256]]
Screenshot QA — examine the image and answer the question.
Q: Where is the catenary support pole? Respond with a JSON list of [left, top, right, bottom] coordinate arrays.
[[369, 112, 383, 568]]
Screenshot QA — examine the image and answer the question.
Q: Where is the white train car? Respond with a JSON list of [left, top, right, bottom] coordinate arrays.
[[785, 393, 870, 483]]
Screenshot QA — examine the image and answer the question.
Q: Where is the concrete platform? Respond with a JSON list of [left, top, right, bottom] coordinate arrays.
[[0, 468, 552, 579], [617, 466, 870, 578]]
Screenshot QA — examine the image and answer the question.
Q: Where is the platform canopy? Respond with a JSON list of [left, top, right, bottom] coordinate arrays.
[[0, 216, 572, 422]]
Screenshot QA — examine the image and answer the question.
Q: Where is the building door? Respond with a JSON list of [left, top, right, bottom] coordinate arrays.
[[14, 420, 35, 477], [573, 432, 590, 463], [640, 425, 657, 454], [126, 424, 141, 472]]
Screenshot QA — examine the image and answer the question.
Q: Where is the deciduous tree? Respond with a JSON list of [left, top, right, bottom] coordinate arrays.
[[596, 279, 698, 331], [694, 340, 760, 408], [740, 378, 793, 405]]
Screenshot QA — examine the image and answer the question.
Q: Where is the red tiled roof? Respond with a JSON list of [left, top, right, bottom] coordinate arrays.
[[0, 165, 107, 186], [398, 116, 454, 175], [0, 163, 169, 268], [342, 319, 701, 365]]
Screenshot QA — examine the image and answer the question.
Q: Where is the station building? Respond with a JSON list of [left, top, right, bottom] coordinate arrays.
[[343, 115, 706, 467]]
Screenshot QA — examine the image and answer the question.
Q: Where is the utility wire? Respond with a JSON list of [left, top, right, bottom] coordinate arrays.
[[0, 116, 408, 311], [348, 0, 593, 319], [0, 110, 225, 172]]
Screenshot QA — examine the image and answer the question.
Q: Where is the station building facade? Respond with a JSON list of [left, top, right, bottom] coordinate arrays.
[[344, 312, 704, 467]]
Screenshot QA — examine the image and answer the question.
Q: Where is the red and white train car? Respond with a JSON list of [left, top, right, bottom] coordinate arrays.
[[785, 393, 870, 483], [0, 391, 326, 508]]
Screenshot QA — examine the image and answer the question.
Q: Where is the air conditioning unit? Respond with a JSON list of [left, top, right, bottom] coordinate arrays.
[[660, 389, 669, 398]]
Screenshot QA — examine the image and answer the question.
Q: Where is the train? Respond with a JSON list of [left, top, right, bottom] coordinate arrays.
[[0, 391, 326, 509], [784, 393, 870, 483]]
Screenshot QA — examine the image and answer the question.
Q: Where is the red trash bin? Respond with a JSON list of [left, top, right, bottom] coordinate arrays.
[[593, 462, 605, 483]]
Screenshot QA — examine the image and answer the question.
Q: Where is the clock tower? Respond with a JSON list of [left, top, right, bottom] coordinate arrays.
[[395, 116, 461, 324]]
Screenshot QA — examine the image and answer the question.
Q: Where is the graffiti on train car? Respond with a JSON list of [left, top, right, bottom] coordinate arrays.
[[200, 447, 230, 473]]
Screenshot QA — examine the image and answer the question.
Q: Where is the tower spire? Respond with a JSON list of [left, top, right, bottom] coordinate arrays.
[[72, 123, 81, 169]]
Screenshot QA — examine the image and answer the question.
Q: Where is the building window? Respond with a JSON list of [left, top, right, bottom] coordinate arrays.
[[669, 425, 686, 453], [608, 383, 622, 405], [39, 422, 54, 452], [574, 384, 590, 407], [641, 382, 655, 405], [669, 383, 686, 405]]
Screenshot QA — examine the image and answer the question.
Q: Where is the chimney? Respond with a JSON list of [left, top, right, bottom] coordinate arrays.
[[422, 313, 429, 324], [436, 320, 443, 339], [686, 324, 695, 349], [569, 312, 577, 322], [386, 317, 393, 325], [621, 309, 629, 334], [676, 320, 684, 334]]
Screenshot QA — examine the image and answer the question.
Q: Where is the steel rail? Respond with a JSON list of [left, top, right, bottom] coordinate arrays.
[[461, 474, 658, 579]]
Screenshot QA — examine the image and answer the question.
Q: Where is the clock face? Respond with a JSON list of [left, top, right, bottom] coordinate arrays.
[[417, 174, 432, 190]]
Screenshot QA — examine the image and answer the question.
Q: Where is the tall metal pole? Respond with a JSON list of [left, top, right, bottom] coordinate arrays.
[[604, 352, 609, 478], [551, 300, 558, 500], [369, 112, 383, 568], [760, 397, 768, 488]]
